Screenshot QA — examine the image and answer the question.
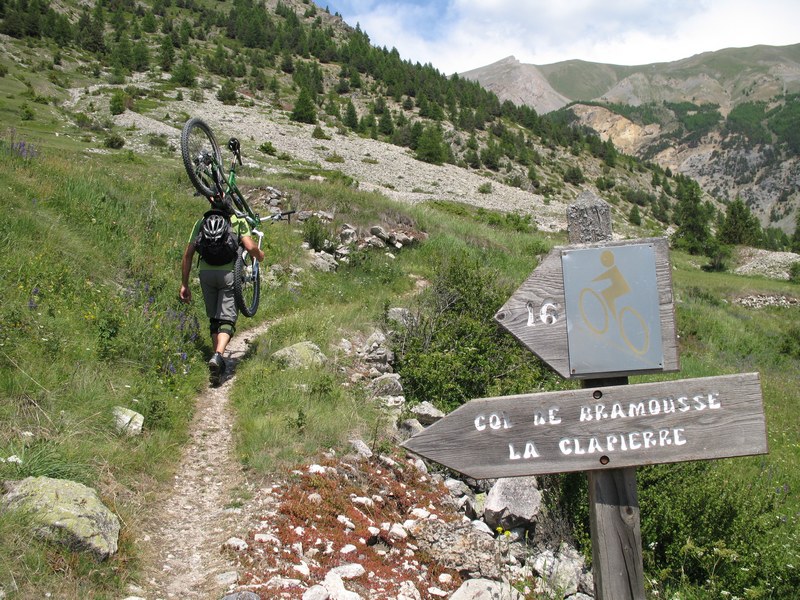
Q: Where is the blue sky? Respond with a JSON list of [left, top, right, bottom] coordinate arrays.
[[323, 0, 800, 74]]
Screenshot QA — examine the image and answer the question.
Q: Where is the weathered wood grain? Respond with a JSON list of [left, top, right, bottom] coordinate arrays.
[[495, 237, 679, 378], [589, 467, 645, 599], [401, 373, 767, 479]]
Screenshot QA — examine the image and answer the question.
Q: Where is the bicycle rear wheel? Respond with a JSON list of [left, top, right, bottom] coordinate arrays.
[[233, 248, 260, 318], [181, 118, 225, 198]]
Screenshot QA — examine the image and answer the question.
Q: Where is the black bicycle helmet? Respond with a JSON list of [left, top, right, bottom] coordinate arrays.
[[202, 213, 227, 241]]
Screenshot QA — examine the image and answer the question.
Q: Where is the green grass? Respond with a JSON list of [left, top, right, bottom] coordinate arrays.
[[0, 130, 211, 596], [618, 253, 800, 598], [0, 56, 798, 598]]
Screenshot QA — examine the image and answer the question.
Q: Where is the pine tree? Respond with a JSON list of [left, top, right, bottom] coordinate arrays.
[[216, 79, 238, 104], [291, 87, 316, 124], [378, 110, 394, 136], [131, 40, 149, 72], [415, 125, 448, 165], [672, 178, 712, 255], [719, 197, 762, 246], [172, 56, 196, 87], [159, 34, 175, 71], [343, 100, 358, 130], [629, 205, 642, 226]]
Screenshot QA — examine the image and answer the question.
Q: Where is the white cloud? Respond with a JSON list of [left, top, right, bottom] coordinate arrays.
[[328, 0, 800, 74]]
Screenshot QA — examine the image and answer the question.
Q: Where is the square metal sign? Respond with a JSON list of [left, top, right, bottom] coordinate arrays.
[[562, 243, 663, 376]]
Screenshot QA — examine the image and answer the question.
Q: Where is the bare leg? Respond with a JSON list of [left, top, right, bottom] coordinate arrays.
[[212, 332, 232, 356]]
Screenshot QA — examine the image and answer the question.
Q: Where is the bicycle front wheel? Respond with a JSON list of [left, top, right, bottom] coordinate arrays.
[[181, 118, 225, 198], [233, 248, 260, 318]]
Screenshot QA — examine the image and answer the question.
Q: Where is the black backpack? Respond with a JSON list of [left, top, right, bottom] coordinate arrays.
[[194, 209, 240, 265]]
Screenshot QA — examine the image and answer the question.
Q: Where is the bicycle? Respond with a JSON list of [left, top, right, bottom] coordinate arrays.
[[577, 250, 649, 356], [180, 117, 294, 317]]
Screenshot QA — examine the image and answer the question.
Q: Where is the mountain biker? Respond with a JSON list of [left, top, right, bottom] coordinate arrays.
[[179, 199, 264, 386]]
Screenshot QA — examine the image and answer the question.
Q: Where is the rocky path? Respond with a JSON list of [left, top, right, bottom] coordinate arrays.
[[135, 322, 273, 600]]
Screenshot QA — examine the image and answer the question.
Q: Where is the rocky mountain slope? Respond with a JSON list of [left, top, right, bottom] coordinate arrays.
[[463, 45, 800, 114], [461, 46, 800, 234]]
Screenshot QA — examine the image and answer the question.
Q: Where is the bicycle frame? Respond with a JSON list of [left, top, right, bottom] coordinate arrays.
[[203, 139, 293, 250]]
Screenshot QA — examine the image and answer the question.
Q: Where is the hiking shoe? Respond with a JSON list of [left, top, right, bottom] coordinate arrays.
[[208, 352, 225, 386]]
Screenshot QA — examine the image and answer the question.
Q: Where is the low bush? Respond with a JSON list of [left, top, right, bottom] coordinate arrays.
[[394, 253, 564, 413]]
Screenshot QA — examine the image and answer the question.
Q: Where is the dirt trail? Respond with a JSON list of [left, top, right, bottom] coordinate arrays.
[[136, 321, 273, 600]]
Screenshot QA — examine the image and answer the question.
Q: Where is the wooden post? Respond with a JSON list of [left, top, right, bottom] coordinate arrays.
[[568, 193, 646, 600], [567, 190, 614, 244]]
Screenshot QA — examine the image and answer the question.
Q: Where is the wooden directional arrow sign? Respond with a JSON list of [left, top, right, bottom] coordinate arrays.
[[494, 237, 679, 379], [402, 373, 767, 480]]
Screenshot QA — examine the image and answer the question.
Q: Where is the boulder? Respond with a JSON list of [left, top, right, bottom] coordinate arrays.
[[368, 373, 403, 396], [310, 251, 338, 272], [386, 307, 415, 327], [1, 476, 120, 559], [272, 341, 327, 369], [112, 406, 143, 436], [532, 542, 585, 597], [408, 518, 503, 579], [449, 578, 525, 600], [483, 476, 542, 531], [410, 401, 445, 426]]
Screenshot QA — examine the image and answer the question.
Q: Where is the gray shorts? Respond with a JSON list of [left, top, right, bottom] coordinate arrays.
[[199, 269, 237, 323]]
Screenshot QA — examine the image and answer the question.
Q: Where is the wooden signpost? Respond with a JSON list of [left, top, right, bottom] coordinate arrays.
[[402, 373, 767, 479], [401, 193, 769, 600], [493, 237, 679, 379]]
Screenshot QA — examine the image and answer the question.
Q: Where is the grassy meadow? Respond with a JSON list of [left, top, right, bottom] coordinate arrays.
[[0, 71, 798, 600]]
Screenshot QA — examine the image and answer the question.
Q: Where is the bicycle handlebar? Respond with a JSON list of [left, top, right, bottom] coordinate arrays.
[[260, 210, 296, 223]]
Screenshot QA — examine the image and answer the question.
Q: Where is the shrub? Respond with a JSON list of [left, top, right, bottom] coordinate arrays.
[[789, 261, 800, 283], [19, 103, 34, 120], [109, 90, 126, 115], [563, 165, 585, 184], [394, 254, 561, 413], [302, 216, 331, 252], [104, 133, 125, 149], [217, 79, 238, 105], [325, 152, 344, 163], [312, 125, 330, 140], [629, 205, 642, 226], [259, 141, 277, 155], [478, 182, 492, 194]]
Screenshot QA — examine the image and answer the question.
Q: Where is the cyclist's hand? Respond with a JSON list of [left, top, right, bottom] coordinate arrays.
[[179, 285, 192, 304]]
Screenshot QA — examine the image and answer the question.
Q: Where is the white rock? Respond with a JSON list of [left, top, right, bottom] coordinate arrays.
[[293, 562, 311, 577], [389, 523, 408, 539], [337, 515, 356, 529], [223, 537, 248, 552], [409, 508, 430, 519], [331, 563, 366, 579], [323, 571, 363, 600], [352, 496, 374, 508], [397, 580, 422, 600], [113, 406, 144, 436], [340, 544, 357, 554], [303, 585, 330, 600], [471, 520, 494, 536], [215, 571, 238, 586]]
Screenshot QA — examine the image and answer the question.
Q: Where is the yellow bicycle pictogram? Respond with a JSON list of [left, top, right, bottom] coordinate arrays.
[[578, 250, 650, 356]]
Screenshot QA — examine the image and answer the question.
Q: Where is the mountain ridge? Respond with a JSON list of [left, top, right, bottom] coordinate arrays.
[[460, 44, 800, 233]]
